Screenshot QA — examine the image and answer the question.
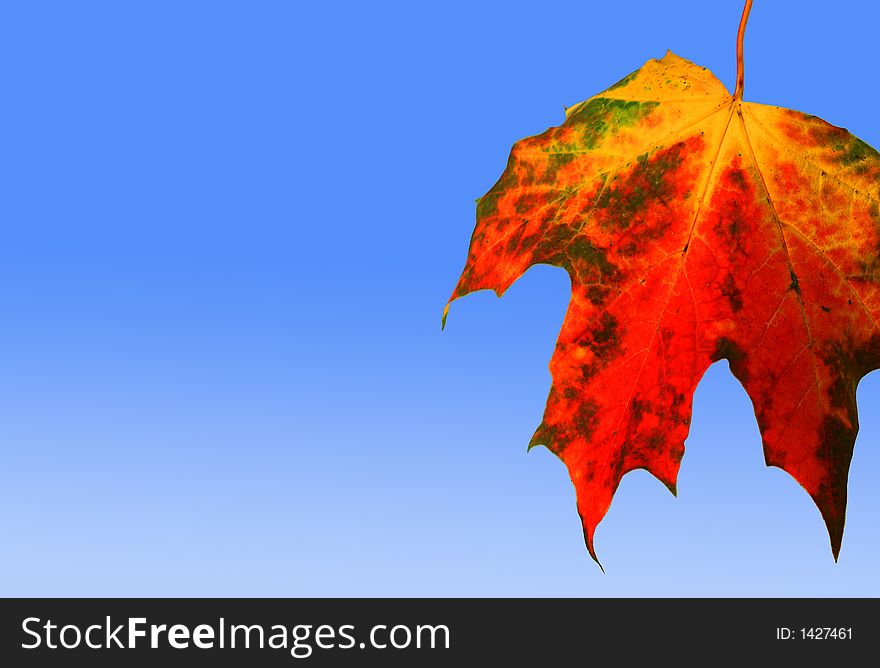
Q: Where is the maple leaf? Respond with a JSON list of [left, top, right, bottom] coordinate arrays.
[[445, 1, 880, 566]]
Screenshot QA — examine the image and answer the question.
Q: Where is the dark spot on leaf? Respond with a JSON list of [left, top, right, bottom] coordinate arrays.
[[513, 192, 544, 215], [712, 337, 749, 383], [838, 137, 877, 172], [789, 270, 801, 294], [585, 284, 613, 306], [721, 273, 743, 312], [712, 337, 745, 363], [541, 152, 576, 182], [629, 397, 651, 423], [504, 224, 526, 253], [590, 312, 618, 346], [727, 168, 746, 190], [596, 144, 685, 232], [641, 429, 666, 453], [572, 400, 600, 440], [578, 313, 623, 379]]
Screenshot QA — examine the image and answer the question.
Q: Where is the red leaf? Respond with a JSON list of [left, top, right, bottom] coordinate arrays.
[[446, 39, 880, 565]]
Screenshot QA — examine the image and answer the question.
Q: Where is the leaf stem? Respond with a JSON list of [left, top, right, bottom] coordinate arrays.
[[734, 0, 753, 100]]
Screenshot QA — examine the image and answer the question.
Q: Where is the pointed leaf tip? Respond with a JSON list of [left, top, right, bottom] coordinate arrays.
[[585, 533, 605, 573]]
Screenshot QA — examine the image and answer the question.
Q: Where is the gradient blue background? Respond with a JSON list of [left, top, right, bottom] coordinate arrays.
[[1, 1, 878, 596]]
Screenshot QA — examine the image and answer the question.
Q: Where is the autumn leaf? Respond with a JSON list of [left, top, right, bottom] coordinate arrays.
[[445, 2, 880, 566]]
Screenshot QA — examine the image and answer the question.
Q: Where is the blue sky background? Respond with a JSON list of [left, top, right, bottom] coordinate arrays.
[[1, 1, 878, 596]]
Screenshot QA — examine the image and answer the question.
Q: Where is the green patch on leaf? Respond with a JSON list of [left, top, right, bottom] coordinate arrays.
[[606, 69, 639, 92], [565, 98, 660, 150]]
